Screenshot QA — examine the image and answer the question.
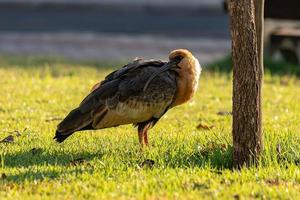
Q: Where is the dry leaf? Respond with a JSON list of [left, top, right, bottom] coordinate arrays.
[[192, 182, 209, 190], [196, 122, 214, 130], [280, 78, 289, 86], [0, 135, 14, 143], [217, 111, 232, 116], [233, 194, 240, 200], [70, 158, 86, 166], [276, 143, 281, 157], [139, 159, 155, 169], [14, 130, 21, 137], [265, 179, 280, 186], [31, 148, 43, 155], [45, 117, 63, 122], [1, 173, 7, 179], [183, 182, 209, 190]]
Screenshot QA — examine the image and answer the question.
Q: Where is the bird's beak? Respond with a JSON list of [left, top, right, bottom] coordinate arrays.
[[143, 61, 176, 91]]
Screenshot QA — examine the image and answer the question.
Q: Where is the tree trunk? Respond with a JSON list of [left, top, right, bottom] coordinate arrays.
[[254, 0, 264, 73], [229, 0, 264, 168]]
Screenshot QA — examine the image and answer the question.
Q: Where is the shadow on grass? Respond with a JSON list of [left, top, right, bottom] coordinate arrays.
[[1, 145, 233, 183], [3, 144, 233, 170], [159, 145, 233, 170], [1, 149, 102, 182], [5, 167, 96, 183], [3, 150, 103, 168]]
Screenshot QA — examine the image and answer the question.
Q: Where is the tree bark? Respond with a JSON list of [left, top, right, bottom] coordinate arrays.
[[254, 0, 264, 74], [229, 0, 264, 168]]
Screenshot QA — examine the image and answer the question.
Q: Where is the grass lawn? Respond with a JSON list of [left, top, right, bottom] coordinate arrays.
[[0, 57, 300, 199]]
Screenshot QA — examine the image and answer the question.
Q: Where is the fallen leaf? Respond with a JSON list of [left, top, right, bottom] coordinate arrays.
[[280, 78, 289, 86], [210, 170, 222, 175], [85, 163, 94, 169], [192, 182, 209, 190], [6, 130, 22, 136], [183, 182, 209, 190], [21, 128, 28, 135], [45, 117, 63, 122], [196, 122, 214, 130], [233, 194, 240, 200], [1, 173, 7, 179], [31, 148, 43, 155], [14, 130, 21, 137], [217, 111, 232, 116], [219, 144, 227, 150], [70, 158, 86, 166], [265, 179, 280, 186], [276, 143, 281, 157], [139, 159, 155, 169], [0, 135, 14, 143]]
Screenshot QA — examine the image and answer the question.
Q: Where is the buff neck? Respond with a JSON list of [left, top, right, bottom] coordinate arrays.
[[172, 56, 201, 107]]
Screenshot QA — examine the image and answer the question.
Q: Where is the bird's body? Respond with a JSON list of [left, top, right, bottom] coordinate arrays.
[[54, 49, 201, 145]]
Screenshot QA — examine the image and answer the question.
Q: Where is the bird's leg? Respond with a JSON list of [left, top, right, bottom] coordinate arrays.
[[138, 122, 151, 147], [138, 129, 144, 146], [143, 129, 149, 146]]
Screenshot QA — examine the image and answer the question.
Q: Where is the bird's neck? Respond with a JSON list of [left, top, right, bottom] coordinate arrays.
[[172, 58, 201, 107]]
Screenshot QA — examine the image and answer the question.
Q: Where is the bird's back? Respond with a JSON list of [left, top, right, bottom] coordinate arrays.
[[54, 59, 177, 142]]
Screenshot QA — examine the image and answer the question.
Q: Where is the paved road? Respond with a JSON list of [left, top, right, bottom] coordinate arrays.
[[0, 32, 230, 64], [0, 1, 230, 64], [0, 0, 224, 8], [0, 1, 229, 38]]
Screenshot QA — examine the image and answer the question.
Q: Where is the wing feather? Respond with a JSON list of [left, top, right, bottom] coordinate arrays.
[[93, 70, 177, 129], [56, 59, 177, 137]]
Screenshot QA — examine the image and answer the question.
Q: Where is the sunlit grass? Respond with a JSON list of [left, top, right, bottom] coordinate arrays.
[[0, 60, 299, 199]]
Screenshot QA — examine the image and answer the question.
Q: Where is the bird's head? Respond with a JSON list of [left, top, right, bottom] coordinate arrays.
[[168, 49, 201, 76], [168, 49, 202, 106], [143, 49, 201, 94], [169, 49, 193, 62]]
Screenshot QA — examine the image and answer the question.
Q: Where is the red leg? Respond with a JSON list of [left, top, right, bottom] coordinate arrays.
[[138, 122, 151, 147], [138, 129, 144, 146], [143, 130, 149, 146]]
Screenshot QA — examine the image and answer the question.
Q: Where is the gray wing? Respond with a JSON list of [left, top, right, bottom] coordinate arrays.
[[93, 68, 177, 128], [56, 59, 177, 138], [79, 59, 165, 111]]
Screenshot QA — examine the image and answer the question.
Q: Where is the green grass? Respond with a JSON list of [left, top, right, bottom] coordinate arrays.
[[0, 58, 300, 199], [207, 55, 300, 77]]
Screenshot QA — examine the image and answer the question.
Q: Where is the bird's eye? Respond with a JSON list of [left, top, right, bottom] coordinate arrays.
[[174, 55, 183, 62]]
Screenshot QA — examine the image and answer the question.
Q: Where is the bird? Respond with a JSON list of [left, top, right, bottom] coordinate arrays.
[[54, 49, 201, 146]]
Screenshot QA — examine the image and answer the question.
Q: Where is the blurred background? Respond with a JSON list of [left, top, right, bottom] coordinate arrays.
[[0, 0, 299, 66]]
